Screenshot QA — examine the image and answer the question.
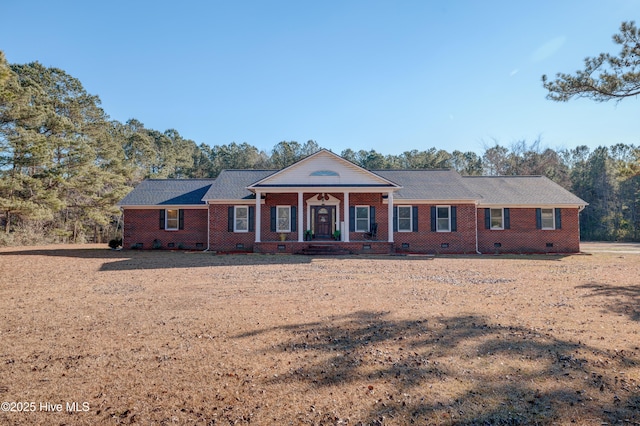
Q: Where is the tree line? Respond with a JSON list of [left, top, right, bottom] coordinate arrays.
[[1, 52, 639, 245]]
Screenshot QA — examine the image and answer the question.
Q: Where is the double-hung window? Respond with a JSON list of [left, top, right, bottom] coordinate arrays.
[[160, 209, 183, 230], [536, 208, 561, 230], [229, 206, 255, 232], [166, 209, 179, 230], [485, 208, 510, 230], [397, 206, 412, 232], [490, 208, 504, 230], [436, 206, 450, 232], [234, 206, 249, 232], [540, 208, 555, 230], [277, 206, 291, 232], [355, 206, 370, 232]]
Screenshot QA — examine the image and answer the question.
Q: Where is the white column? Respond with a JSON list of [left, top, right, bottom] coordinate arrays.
[[343, 191, 350, 242], [298, 191, 304, 242], [255, 191, 261, 243], [388, 191, 394, 243]]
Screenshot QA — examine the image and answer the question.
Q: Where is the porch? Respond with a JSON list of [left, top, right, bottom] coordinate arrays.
[[252, 191, 395, 244]]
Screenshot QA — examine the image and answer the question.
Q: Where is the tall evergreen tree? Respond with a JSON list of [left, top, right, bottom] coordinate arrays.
[[450, 150, 482, 175], [1, 61, 128, 242]]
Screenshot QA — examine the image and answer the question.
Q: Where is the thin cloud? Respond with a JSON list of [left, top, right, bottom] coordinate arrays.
[[530, 36, 567, 63]]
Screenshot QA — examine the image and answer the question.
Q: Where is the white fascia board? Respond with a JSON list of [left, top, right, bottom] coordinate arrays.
[[383, 198, 478, 205], [476, 203, 588, 208], [207, 199, 265, 205], [249, 186, 401, 194]]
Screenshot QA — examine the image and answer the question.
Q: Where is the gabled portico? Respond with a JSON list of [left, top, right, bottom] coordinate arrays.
[[247, 150, 400, 246]]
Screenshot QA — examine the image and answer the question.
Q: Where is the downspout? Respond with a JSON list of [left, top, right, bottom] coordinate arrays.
[[120, 207, 125, 249], [578, 204, 587, 250], [205, 202, 210, 252], [475, 202, 481, 254]]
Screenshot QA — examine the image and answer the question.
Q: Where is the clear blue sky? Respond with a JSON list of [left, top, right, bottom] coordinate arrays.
[[1, 0, 638, 155]]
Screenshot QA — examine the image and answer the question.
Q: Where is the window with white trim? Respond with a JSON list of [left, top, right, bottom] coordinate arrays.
[[234, 206, 248, 232], [397, 206, 412, 232], [541, 208, 554, 229], [355, 206, 370, 232], [436, 206, 450, 232], [277, 206, 291, 232], [166, 209, 179, 230], [490, 208, 504, 230]]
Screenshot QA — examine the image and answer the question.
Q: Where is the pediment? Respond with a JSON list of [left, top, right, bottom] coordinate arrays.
[[248, 150, 399, 188]]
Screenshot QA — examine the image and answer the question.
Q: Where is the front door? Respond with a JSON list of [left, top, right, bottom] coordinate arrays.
[[314, 206, 333, 238]]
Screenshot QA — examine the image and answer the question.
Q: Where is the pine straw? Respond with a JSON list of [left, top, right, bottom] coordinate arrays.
[[0, 245, 639, 425]]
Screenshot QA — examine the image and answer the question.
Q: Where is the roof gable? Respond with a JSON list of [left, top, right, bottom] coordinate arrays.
[[249, 149, 400, 188]]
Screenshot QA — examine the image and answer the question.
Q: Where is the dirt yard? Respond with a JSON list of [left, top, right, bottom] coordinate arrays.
[[0, 244, 639, 425]]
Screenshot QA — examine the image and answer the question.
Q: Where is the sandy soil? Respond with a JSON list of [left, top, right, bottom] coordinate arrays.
[[0, 245, 639, 425]]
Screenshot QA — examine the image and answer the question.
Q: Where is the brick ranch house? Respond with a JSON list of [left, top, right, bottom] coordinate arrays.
[[118, 149, 587, 254]]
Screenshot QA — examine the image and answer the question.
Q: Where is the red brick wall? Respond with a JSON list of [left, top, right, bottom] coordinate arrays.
[[348, 193, 388, 241], [123, 208, 208, 250], [125, 204, 582, 254], [209, 204, 256, 252], [209, 192, 389, 251], [476, 208, 580, 253], [262, 193, 299, 242], [393, 204, 477, 254], [209, 195, 307, 253]]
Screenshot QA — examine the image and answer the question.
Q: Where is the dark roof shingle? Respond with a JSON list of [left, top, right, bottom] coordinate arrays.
[[118, 171, 587, 208], [462, 176, 587, 205], [374, 169, 480, 200], [118, 179, 215, 206], [202, 170, 276, 200]]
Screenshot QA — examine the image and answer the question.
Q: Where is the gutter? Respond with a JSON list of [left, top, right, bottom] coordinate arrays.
[[120, 207, 125, 249]]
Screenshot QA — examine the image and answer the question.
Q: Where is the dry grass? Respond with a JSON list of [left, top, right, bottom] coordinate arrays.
[[0, 244, 639, 425]]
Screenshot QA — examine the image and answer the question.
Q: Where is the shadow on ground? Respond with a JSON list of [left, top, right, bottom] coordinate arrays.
[[0, 247, 316, 270], [0, 246, 573, 272], [578, 282, 640, 322], [235, 311, 640, 424]]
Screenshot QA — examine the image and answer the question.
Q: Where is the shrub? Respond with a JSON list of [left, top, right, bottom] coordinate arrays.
[[108, 238, 123, 249]]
